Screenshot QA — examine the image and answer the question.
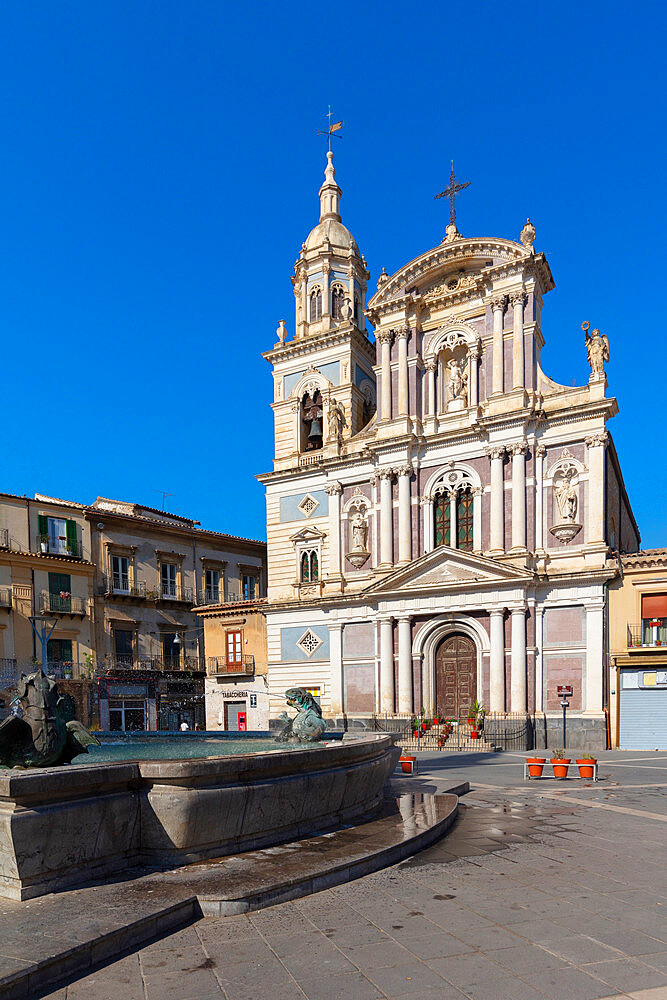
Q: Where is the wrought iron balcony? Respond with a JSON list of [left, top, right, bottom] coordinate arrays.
[[101, 576, 156, 599], [195, 589, 222, 606], [36, 535, 81, 558], [44, 660, 88, 679], [628, 621, 667, 648], [0, 658, 18, 688], [158, 583, 194, 603], [40, 592, 87, 616], [0, 587, 11, 609], [207, 654, 255, 677], [103, 655, 206, 674]]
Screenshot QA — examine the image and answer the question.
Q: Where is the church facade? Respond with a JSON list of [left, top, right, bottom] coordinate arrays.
[[257, 151, 639, 749]]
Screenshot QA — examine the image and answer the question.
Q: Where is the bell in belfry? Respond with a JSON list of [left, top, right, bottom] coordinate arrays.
[[308, 417, 323, 446]]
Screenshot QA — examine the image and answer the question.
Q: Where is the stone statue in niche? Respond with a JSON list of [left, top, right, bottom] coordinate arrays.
[[347, 502, 370, 568], [327, 398, 345, 449], [447, 358, 468, 408], [582, 321, 609, 375], [550, 464, 583, 544]]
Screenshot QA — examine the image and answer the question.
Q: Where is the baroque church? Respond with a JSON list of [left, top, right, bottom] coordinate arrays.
[[257, 149, 639, 749]]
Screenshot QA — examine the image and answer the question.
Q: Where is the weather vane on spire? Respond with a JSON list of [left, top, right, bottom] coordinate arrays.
[[316, 106, 344, 152], [435, 161, 471, 226]]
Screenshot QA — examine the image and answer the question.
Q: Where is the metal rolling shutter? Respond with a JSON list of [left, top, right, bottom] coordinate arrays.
[[619, 685, 667, 750]]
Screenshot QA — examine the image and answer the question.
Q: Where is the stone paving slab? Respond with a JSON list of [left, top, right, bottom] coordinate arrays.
[[30, 750, 667, 1000], [0, 782, 465, 999]]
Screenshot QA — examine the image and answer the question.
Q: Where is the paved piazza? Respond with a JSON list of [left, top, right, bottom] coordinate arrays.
[[39, 751, 667, 1000]]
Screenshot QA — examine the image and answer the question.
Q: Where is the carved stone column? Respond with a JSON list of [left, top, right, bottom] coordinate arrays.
[[467, 342, 480, 408], [299, 270, 308, 336], [397, 326, 409, 416], [472, 485, 484, 553], [510, 290, 526, 389], [322, 261, 331, 318], [510, 606, 527, 712], [328, 622, 343, 716], [449, 489, 457, 548], [491, 296, 507, 395], [489, 608, 505, 712], [397, 616, 412, 714], [396, 464, 412, 564], [510, 440, 528, 550], [486, 445, 506, 553], [325, 482, 342, 579], [535, 444, 546, 551], [585, 432, 608, 543], [377, 329, 394, 421], [380, 617, 395, 713], [421, 494, 434, 553], [425, 358, 437, 418], [379, 468, 394, 567]]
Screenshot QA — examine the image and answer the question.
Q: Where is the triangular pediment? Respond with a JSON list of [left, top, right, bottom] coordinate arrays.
[[289, 526, 326, 543], [363, 546, 533, 596]]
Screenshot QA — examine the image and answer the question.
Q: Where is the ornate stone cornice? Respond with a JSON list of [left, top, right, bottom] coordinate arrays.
[[585, 432, 608, 448]]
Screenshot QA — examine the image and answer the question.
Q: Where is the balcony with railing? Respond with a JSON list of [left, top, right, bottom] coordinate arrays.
[[195, 588, 222, 606], [158, 582, 194, 604], [40, 591, 88, 616], [102, 655, 206, 674], [37, 535, 82, 559], [0, 528, 8, 549], [207, 654, 255, 677], [0, 657, 18, 688], [628, 619, 667, 649], [0, 587, 11, 610], [102, 576, 156, 600], [45, 661, 89, 679]]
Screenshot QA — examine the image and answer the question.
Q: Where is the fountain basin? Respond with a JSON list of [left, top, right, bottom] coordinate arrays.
[[0, 733, 398, 900]]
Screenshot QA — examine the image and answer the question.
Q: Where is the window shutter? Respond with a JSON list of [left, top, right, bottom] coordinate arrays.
[[65, 519, 78, 556], [642, 595, 667, 619], [38, 514, 48, 538], [49, 572, 70, 594]]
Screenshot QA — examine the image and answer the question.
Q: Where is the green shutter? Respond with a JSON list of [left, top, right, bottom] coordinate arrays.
[[38, 514, 48, 539], [49, 572, 70, 594], [65, 519, 78, 556]]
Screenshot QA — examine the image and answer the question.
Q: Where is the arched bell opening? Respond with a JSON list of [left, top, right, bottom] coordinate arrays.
[[301, 390, 323, 452]]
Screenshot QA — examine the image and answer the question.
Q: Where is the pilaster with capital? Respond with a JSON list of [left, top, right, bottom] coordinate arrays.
[[324, 482, 343, 579], [535, 444, 546, 550], [472, 485, 484, 553], [396, 326, 410, 416], [486, 445, 506, 552], [467, 341, 481, 408], [585, 432, 608, 543], [328, 622, 344, 715], [380, 617, 395, 713], [510, 290, 526, 389], [425, 358, 437, 418], [396, 464, 413, 564], [321, 260, 331, 318], [489, 608, 506, 712], [397, 615, 413, 714], [377, 329, 394, 421], [509, 440, 528, 550], [510, 605, 527, 711], [585, 600, 605, 713], [491, 295, 507, 395], [378, 467, 395, 566]]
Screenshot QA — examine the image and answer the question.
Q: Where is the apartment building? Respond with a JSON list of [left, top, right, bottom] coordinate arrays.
[[0, 492, 265, 731]]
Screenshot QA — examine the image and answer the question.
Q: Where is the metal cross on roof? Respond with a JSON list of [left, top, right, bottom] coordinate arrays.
[[316, 106, 344, 152], [434, 161, 471, 225]]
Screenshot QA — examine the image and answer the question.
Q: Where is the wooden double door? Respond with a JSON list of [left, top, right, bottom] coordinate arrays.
[[435, 634, 477, 718]]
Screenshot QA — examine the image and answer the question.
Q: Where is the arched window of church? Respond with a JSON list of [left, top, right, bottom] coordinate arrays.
[[434, 492, 450, 547], [331, 285, 345, 320], [300, 550, 319, 583], [301, 390, 323, 451], [457, 487, 474, 551], [310, 287, 322, 322]]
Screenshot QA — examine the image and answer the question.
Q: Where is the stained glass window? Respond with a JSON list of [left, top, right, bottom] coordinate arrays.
[[434, 492, 450, 547]]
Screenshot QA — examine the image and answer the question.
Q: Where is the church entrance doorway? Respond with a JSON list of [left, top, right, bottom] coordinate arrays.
[[435, 633, 477, 718]]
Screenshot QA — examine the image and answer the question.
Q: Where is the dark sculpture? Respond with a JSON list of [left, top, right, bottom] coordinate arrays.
[[277, 687, 327, 743], [0, 669, 100, 768]]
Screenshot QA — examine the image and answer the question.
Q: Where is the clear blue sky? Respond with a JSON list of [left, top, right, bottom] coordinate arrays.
[[1, 2, 664, 546]]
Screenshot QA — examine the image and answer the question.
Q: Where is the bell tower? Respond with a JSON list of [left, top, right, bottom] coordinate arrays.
[[263, 149, 376, 470]]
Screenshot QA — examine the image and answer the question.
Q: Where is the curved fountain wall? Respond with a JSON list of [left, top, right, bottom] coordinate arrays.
[[0, 734, 399, 900]]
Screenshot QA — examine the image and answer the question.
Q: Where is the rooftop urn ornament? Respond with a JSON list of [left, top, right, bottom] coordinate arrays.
[[582, 321, 609, 376], [435, 160, 470, 242], [377, 267, 389, 289], [276, 319, 287, 344], [520, 218, 536, 250]]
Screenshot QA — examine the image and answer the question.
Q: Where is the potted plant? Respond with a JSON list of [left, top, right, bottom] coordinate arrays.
[[576, 752, 597, 779], [526, 755, 547, 777], [433, 715, 441, 725], [550, 749, 571, 779], [468, 698, 485, 727], [399, 753, 417, 773], [470, 728, 480, 739]]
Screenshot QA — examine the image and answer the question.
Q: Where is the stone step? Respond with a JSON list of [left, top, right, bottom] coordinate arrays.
[[0, 780, 468, 999]]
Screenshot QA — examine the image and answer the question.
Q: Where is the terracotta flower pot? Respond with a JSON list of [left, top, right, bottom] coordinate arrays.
[[576, 758, 597, 778], [526, 757, 546, 777], [467, 717, 475, 726], [551, 758, 571, 778], [470, 730, 479, 739], [400, 755, 416, 774]]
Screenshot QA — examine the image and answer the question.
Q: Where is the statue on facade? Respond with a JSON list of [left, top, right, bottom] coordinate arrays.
[[350, 511, 368, 552], [276, 687, 326, 743], [327, 398, 345, 448], [550, 464, 582, 544], [554, 472, 578, 522], [447, 358, 468, 404], [0, 669, 100, 768], [582, 322, 609, 375]]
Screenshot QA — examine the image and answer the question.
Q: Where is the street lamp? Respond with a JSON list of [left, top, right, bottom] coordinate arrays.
[[29, 614, 60, 673]]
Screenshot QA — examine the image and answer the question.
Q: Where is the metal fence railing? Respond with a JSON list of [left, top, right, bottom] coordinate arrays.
[[40, 592, 87, 615], [207, 654, 255, 677], [374, 712, 531, 752], [36, 535, 81, 558], [628, 621, 667, 647], [0, 586, 12, 609]]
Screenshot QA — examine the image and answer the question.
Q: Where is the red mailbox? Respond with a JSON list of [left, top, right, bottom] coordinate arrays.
[[237, 712, 247, 732]]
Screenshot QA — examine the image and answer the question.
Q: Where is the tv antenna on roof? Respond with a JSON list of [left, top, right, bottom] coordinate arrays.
[[152, 489, 175, 511]]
